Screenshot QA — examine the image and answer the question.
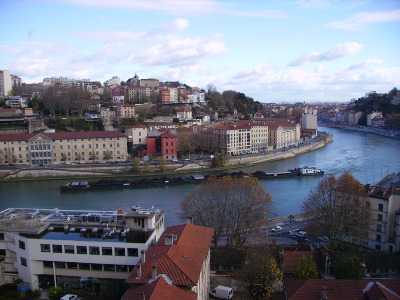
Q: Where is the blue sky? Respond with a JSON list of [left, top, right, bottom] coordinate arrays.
[[1, 0, 399, 102]]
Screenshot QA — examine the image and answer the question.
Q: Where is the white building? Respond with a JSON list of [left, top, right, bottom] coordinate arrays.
[[301, 113, 317, 130], [5, 96, 28, 108], [130, 124, 148, 145], [0, 206, 165, 297], [103, 76, 121, 87], [367, 112, 382, 126], [177, 107, 193, 120], [0, 70, 13, 98]]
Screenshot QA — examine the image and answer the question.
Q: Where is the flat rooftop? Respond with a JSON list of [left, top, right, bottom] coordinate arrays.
[[0, 206, 164, 237]]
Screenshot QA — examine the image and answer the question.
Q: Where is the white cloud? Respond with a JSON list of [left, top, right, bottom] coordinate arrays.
[[288, 42, 363, 66], [293, 0, 334, 9], [325, 9, 400, 30], [127, 34, 227, 67], [54, 0, 288, 18], [348, 58, 383, 69]]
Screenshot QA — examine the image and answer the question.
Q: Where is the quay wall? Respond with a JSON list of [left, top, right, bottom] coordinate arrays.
[[1, 134, 333, 180]]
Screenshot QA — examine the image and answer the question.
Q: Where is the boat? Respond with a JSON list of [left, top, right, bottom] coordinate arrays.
[[289, 166, 324, 176], [60, 168, 324, 191]]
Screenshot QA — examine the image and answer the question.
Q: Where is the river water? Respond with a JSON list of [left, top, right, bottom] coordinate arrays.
[[1, 127, 399, 227]]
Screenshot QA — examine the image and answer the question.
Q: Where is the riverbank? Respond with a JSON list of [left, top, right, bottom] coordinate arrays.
[[321, 124, 400, 140], [0, 132, 333, 180]]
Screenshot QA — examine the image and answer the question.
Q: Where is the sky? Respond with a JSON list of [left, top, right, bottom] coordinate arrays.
[[1, 0, 399, 102]]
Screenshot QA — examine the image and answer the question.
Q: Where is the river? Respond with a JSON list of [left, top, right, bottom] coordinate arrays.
[[1, 127, 399, 227]]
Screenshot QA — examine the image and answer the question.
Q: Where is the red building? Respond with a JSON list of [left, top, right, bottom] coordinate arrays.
[[161, 132, 177, 160]]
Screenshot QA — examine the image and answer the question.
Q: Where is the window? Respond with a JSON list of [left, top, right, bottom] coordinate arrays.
[[377, 224, 382, 232], [19, 240, 25, 250], [378, 204, 383, 211], [104, 264, 115, 272], [376, 234, 381, 242], [0, 249, 6, 256], [55, 261, 66, 269], [0, 233, 4, 240], [40, 244, 50, 252], [127, 248, 138, 257], [79, 263, 90, 270], [64, 245, 75, 254], [102, 247, 112, 256], [116, 265, 128, 272], [43, 261, 53, 268], [378, 214, 383, 221], [91, 264, 102, 271], [77, 246, 87, 254], [67, 262, 78, 269], [375, 244, 381, 250], [115, 248, 125, 256], [21, 257, 27, 267], [89, 246, 100, 255]]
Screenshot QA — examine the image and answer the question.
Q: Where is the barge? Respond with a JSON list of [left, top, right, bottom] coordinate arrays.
[[60, 167, 324, 191]]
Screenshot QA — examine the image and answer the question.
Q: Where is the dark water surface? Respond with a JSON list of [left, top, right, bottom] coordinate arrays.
[[1, 127, 399, 226]]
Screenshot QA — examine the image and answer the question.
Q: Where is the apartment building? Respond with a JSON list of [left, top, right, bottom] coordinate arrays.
[[0, 70, 13, 98], [301, 113, 317, 130], [125, 86, 151, 102], [117, 104, 136, 118], [0, 206, 165, 298], [0, 131, 128, 165], [139, 78, 159, 88], [124, 223, 214, 300], [159, 88, 178, 104], [177, 107, 193, 120], [210, 123, 252, 155], [268, 122, 301, 149], [130, 124, 148, 146]]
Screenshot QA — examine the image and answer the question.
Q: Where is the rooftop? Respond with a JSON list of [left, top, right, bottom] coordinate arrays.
[[0, 206, 164, 241]]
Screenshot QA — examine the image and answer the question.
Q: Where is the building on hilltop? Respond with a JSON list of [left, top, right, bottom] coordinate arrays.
[[0, 206, 165, 297], [124, 222, 214, 300]]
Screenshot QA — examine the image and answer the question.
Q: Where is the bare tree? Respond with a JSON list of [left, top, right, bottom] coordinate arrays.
[[181, 176, 272, 249], [303, 173, 372, 249]]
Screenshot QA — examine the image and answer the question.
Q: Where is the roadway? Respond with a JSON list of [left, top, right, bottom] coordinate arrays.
[[262, 219, 330, 247]]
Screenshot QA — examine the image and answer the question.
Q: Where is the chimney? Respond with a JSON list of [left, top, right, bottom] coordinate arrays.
[[164, 234, 177, 246], [321, 286, 328, 300], [136, 264, 141, 279], [186, 216, 193, 225], [151, 264, 157, 280], [141, 250, 145, 263]]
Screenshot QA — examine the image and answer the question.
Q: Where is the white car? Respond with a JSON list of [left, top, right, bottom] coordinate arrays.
[[60, 295, 81, 300], [295, 231, 307, 238], [271, 226, 282, 232]]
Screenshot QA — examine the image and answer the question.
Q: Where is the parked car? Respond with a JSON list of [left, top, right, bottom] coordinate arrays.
[[295, 231, 307, 238], [271, 226, 282, 232], [209, 286, 233, 299], [60, 294, 83, 300]]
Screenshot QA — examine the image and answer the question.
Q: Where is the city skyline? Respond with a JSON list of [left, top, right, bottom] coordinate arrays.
[[1, 0, 399, 102]]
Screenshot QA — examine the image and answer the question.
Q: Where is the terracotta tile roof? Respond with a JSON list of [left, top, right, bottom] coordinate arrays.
[[284, 278, 400, 300], [161, 133, 177, 138], [122, 276, 196, 300], [126, 224, 214, 286], [0, 131, 127, 142], [132, 124, 147, 128], [283, 251, 324, 274]]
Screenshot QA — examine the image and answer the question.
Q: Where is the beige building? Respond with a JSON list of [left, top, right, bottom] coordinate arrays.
[[0, 70, 13, 98], [118, 104, 136, 118], [268, 122, 301, 149], [130, 124, 148, 145], [349, 173, 400, 253], [139, 78, 159, 88], [301, 113, 317, 130], [126, 86, 151, 102], [0, 131, 128, 165]]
